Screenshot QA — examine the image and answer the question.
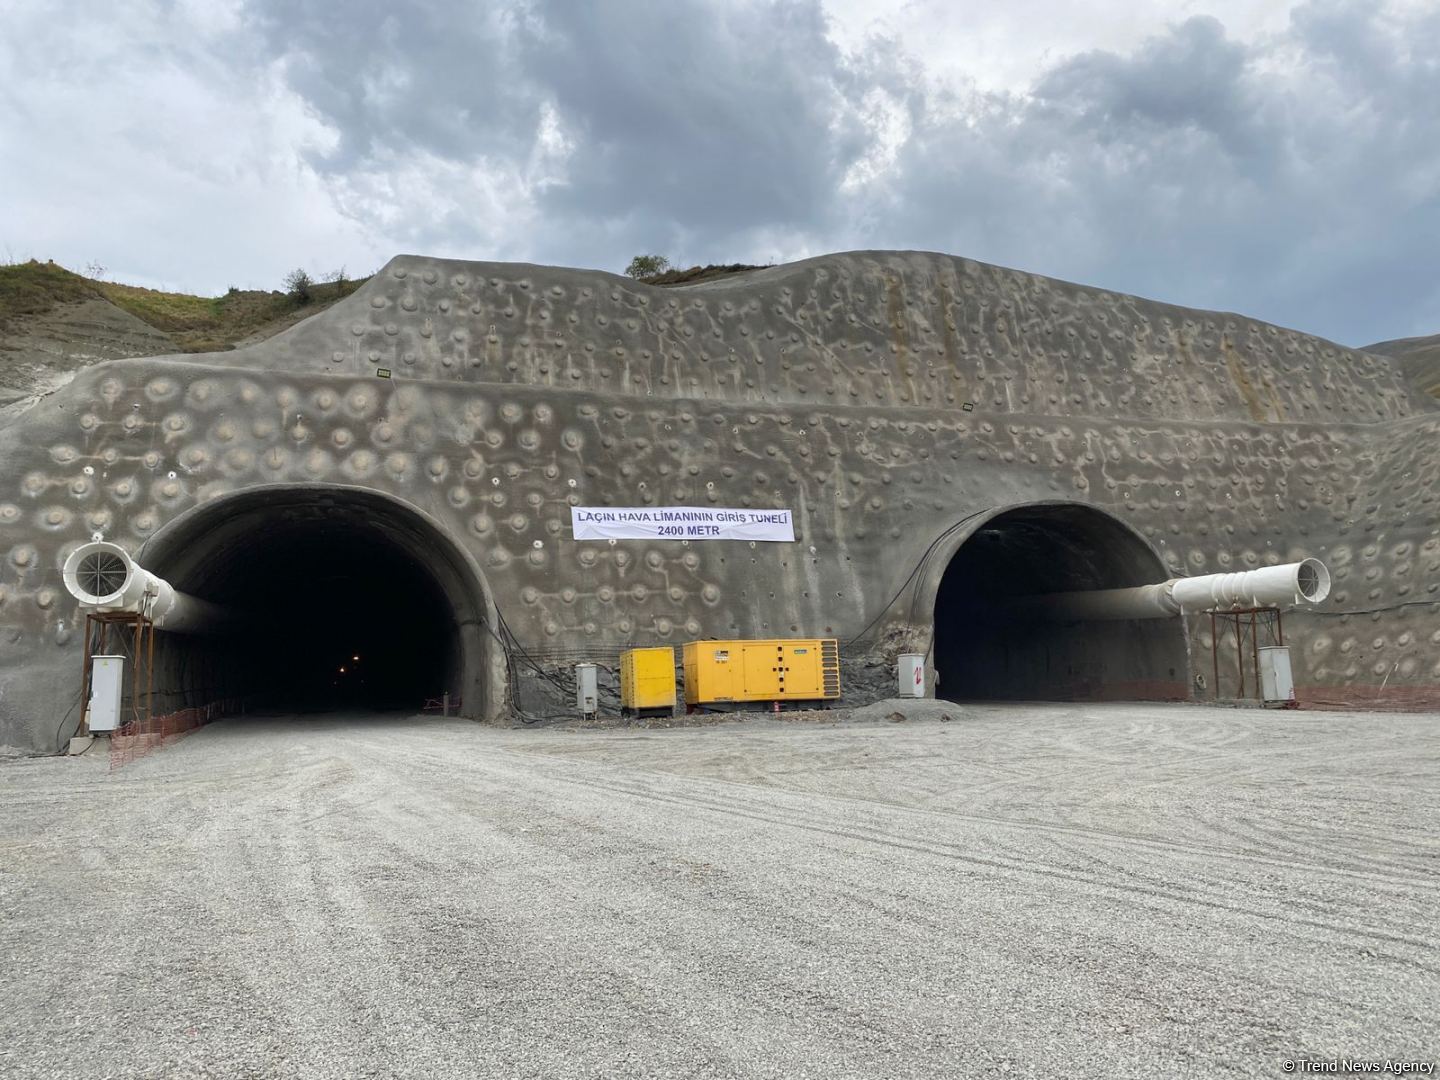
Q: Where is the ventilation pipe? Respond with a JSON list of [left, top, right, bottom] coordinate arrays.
[[62, 540, 231, 634], [1015, 559, 1331, 622]]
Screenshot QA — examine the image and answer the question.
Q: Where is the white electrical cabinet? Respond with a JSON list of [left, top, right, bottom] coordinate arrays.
[[898, 654, 925, 698], [1258, 646, 1295, 704], [88, 655, 125, 733], [575, 663, 598, 718]]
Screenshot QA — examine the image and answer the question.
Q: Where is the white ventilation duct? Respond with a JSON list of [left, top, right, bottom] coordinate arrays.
[[62, 541, 229, 634], [1016, 559, 1332, 621]]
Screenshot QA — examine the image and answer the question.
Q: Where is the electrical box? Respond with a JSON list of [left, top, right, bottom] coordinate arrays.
[[898, 654, 925, 698], [88, 655, 124, 733], [682, 639, 840, 706], [1259, 646, 1295, 704], [620, 647, 676, 714], [575, 663, 598, 718]]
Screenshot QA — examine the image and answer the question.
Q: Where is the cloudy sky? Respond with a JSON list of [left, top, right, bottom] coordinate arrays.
[[1, 0, 1436, 346]]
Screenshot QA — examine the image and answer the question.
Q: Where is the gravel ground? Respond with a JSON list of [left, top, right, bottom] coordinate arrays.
[[1, 700, 1437, 1079]]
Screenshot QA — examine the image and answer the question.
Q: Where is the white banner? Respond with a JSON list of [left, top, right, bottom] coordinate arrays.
[[571, 506, 794, 542]]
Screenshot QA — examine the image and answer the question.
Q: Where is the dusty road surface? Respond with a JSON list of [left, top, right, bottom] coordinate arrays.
[[2, 701, 1438, 1079]]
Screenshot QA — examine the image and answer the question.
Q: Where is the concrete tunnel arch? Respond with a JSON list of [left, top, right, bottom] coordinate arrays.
[[914, 501, 1190, 702], [136, 484, 507, 720]]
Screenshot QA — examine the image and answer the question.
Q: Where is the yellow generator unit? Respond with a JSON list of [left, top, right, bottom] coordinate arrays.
[[619, 647, 677, 716], [682, 639, 840, 708]]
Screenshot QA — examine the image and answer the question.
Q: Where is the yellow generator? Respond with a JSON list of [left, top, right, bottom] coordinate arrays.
[[682, 639, 840, 709], [619, 647, 677, 717]]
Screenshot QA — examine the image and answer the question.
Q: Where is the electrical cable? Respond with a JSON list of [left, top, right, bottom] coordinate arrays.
[[53, 685, 88, 754], [477, 610, 607, 725], [493, 605, 573, 697], [475, 616, 554, 724], [1306, 599, 1440, 617], [843, 508, 991, 648]]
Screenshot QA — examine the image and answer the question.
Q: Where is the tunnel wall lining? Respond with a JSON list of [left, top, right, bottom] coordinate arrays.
[[909, 501, 1190, 700], [136, 484, 507, 720], [1, 249, 1438, 752]]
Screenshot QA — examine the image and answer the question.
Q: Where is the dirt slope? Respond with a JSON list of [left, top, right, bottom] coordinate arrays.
[[0, 261, 364, 423], [0, 296, 178, 422]]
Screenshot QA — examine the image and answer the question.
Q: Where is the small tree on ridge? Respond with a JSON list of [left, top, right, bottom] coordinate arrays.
[[624, 255, 670, 281], [283, 267, 314, 303]]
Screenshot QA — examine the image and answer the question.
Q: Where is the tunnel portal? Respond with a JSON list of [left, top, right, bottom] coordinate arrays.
[[136, 486, 499, 719], [2, 250, 1436, 756], [932, 504, 1189, 702]]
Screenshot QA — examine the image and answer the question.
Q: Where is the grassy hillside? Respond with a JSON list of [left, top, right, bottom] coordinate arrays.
[[7, 259, 1434, 400], [0, 260, 367, 352], [0, 261, 99, 327], [0, 257, 759, 353], [645, 262, 765, 286], [96, 278, 365, 352]]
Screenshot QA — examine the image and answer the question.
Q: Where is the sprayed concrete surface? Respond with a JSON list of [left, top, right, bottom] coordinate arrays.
[[2, 701, 1437, 1079], [6, 251, 1440, 755]]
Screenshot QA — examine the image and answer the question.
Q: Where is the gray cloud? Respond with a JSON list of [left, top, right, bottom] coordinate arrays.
[[517, 1, 861, 233], [2, 0, 1436, 345], [857, 5, 1440, 343], [245, 0, 534, 168], [243, 0, 871, 262], [1033, 16, 1260, 154]]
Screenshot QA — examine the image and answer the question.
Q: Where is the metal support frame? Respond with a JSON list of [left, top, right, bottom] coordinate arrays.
[[79, 610, 155, 735], [1209, 606, 1284, 701]]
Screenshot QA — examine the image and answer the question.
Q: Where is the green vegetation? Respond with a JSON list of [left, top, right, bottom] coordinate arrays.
[[624, 254, 671, 280], [283, 267, 315, 303], [622, 254, 766, 286], [98, 277, 364, 352], [0, 260, 99, 330], [646, 262, 765, 286], [0, 258, 367, 352], [3, 253, 769, 357]]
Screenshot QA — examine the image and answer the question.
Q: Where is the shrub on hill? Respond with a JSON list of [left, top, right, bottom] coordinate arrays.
[[0, 260, 99, 329], [0, 258, 368, 352]]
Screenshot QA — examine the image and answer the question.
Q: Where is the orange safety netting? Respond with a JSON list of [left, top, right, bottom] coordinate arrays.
[[108, 700, 235, 770]]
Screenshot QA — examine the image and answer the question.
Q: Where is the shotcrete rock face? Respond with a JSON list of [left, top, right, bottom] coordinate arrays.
[[1, 250, 1437, 752]]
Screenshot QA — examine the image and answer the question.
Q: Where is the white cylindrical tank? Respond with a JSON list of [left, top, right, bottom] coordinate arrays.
[[1017, 559, 1331, 622], [898, 654, 925, 698], [62, 541, 229, 634], [575, 663, 598, 717]]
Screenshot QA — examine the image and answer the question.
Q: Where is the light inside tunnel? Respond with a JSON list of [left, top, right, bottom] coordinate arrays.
[[208, 528, 451, 709], [932, 504, 1189, 702], [137, 487, 497, 718]]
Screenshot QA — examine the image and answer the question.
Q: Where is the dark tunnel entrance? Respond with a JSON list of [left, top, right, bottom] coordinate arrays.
[[931, 504, 1189, 702], [198, 531, 452, 711], [138, 486, 500, 720]]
